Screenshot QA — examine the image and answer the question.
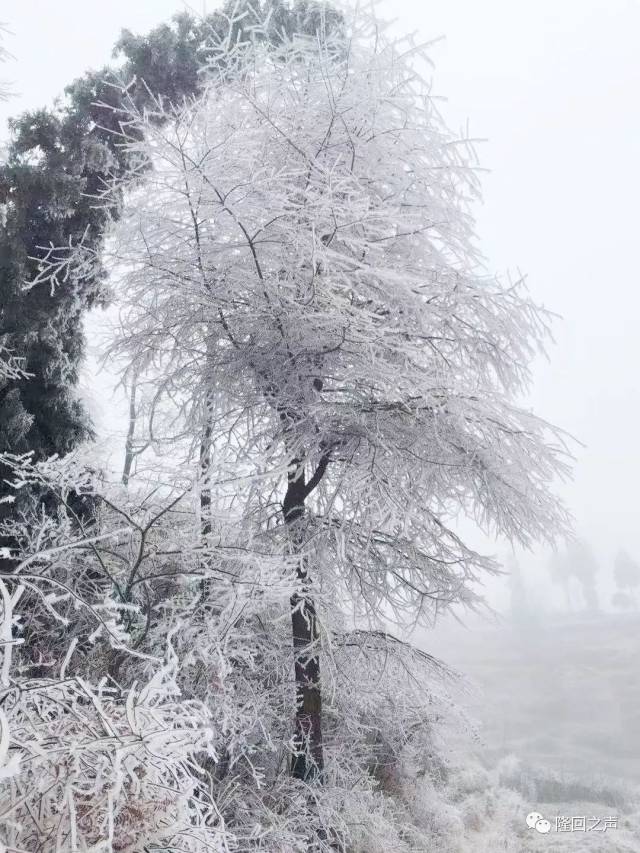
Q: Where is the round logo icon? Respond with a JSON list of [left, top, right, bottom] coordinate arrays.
[[535, 819, 551, 834], [526, 812, 544, 829]]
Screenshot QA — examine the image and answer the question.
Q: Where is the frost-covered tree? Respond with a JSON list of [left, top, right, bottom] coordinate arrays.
[[0, 2, 338, 515], [60, 3, 572, 783]]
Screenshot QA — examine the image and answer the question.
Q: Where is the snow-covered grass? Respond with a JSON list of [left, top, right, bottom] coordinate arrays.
[[417, 612, 640, 850], [387, 753, 640, 852]]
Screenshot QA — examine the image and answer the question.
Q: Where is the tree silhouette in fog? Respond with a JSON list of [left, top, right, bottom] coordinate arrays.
[[613, 549, 640, 610], [549, 539, 599, 611]]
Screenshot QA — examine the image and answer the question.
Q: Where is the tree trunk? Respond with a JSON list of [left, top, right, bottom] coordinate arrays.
[[284, 461, 324, 781], [122, 371, 138, 487], [199, 412, 212, 539], [200, 343, 215, 540]]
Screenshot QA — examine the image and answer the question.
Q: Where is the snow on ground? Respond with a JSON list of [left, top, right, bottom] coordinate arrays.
[[419, 611, 640, 850]]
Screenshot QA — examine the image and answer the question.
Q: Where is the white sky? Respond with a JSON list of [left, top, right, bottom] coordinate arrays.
[[2, 0, 640, 604]]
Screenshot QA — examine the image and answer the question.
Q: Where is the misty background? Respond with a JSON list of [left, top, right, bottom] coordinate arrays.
[[3, 0, 639, 794]]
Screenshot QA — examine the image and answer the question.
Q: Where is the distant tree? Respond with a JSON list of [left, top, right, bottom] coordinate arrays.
[[549, 548, 574, 609], [613, 549, 640, 606], [611, 590, 635, 611], [548, 539, 599, 611], [571, 539, 599, 611]]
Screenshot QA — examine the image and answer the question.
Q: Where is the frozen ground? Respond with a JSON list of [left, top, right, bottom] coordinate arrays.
[[419, 612, 640, 850]]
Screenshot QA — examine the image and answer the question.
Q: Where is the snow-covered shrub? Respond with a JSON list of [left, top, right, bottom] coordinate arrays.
[[0, 660, 220, 852]]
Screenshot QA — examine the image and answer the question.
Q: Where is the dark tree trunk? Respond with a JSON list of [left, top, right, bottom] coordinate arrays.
[[284, 460, 324, 781], [196, 385, 214, 613], [200, 357, 215, 540], [199, 414, 212, 539]]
